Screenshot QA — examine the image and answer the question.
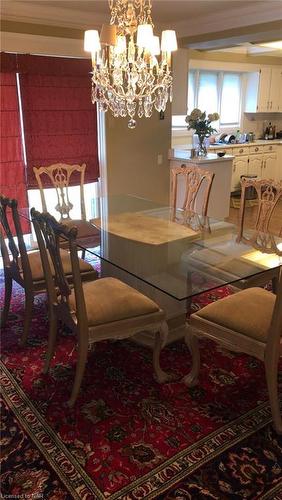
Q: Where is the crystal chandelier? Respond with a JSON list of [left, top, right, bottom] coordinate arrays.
[[84, 0, 177, 128]]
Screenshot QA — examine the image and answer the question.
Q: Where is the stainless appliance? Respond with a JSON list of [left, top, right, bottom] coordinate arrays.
[[247, 132, 255, 142]]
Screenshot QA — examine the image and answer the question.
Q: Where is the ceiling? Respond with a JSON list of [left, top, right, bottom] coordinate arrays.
[[17, 0, 251, 25], [1, 0, 282, 54]]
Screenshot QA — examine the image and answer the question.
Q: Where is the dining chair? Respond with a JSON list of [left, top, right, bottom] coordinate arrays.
[[33, 163, 100, 254], [171, 165, 214, 231], [236, 177, 282, 292], [0, 195, 98, 345], [183, 267, 282, 434], [31, 208, 170, 407]]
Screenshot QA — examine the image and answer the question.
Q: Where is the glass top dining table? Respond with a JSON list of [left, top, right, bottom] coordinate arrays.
[[20, 194, 281, 302]]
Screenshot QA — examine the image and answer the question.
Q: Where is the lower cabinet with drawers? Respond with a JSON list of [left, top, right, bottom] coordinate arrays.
[[208, 143, 281, 192]]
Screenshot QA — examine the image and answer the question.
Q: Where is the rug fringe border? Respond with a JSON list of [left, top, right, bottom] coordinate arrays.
[[0, 360, 276, 500], [259, 480, 282, 500], [0, 361, 104, 500], [111, 402, 274, 499]]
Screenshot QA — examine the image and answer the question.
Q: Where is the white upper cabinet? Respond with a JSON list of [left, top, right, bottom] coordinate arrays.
[[257, 67, 272, 112], [269, 68, 282, 112], [245, 66, 282, 113]]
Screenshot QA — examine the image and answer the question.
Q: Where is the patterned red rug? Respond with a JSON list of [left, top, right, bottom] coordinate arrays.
[[1, 266, 281, 499]]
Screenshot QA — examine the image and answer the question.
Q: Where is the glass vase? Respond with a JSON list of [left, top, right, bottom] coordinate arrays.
[[197, 134, 208, 157]]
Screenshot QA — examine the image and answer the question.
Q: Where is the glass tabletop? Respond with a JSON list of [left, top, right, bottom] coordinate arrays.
[[19, 195, 281, 302]]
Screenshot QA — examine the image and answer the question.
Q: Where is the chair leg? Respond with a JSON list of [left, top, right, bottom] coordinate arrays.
[[265, 356, 282, 434], [182, 332, 200, 386], [1, 273, 13, 327], [67, 336, 88, 408], [153, 321, 171, 383], [43, 306, 58, 374], [20, 291, 34, 346]]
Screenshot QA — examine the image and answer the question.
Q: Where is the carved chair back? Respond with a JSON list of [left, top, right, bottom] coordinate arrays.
[[0, 195, 32, 285], [237, 178, 282, 255], [31, 209, 87, 327], [171, 165, 214, 229], [268, 267, 282, 345], [171, 165, 214, 215], [33, 163, 87, 221]]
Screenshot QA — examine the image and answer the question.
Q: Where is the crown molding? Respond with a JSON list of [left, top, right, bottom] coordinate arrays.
[[175, 3, 282, 38], [1, 31, 88, 57], [1, 0, 282, 40], [1, 1, 107, 30]]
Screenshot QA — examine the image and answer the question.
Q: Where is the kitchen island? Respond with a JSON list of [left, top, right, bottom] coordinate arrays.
[[169, 149, 234, 218]]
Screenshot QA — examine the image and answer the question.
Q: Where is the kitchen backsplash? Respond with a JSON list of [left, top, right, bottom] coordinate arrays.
[[172, 113, 282, 147], [242, 114, 282, 138]]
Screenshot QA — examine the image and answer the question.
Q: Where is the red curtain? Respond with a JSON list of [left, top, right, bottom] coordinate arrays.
[[19, 55, 99, 188], [0, 71, 30, 234]]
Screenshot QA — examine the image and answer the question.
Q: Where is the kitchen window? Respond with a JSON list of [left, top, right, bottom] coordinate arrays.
[[189, 70, 242, 128], [172, 69, 242, 129]]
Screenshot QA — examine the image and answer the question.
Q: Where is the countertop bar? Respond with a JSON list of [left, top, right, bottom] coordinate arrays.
[[210, 139, 282, 148], [170, 139, 282, 154], [169, 150, 234, 163]]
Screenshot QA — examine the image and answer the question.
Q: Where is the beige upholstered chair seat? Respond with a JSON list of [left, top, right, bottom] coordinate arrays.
[[194, 287, 276, 342], [69, 277, 160, 327], [184, 269, 282, 434], [20, 250, 97, 282], [61, 219, 99, 239]]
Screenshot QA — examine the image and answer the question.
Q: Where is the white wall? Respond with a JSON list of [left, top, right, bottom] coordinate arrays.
[[105, 109, 171, 204]]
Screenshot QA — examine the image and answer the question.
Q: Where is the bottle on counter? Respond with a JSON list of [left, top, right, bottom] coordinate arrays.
[[273, 125, 276, 139], [235, 129, 241, 143], [264, 123, 269, 140], [268, 122, 274, 140]]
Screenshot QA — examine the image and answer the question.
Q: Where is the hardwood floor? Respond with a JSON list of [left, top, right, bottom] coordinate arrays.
[[227, 200, 282, 234]]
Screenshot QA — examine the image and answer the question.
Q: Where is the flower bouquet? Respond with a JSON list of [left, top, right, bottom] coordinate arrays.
[[185, 108, 219, 156]]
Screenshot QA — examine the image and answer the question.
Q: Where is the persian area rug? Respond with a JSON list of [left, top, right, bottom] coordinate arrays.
[[1, 270, 281, 499]]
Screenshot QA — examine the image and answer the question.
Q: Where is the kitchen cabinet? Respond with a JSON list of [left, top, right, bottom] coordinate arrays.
[[263, 152, 277, 178], [208, 143, 280, 189], [231, 155, 249, 191], [245, 66, 282, 113], [248, 154, 263, 177], [257, 67, 272, 112], [268, 68, 282, 112]]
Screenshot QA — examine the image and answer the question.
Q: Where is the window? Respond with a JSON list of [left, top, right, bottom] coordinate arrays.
[[188, 70, 242, 128], [0, 52, 101, 235], [27, 182, 100, 222], [220, 73, 241, 125], [197, 71, 219, 116]]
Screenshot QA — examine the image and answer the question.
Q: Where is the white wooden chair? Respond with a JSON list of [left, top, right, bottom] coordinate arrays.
[[183, 267, 282, 434], [31, 208, 170, 407], [236, 177, 282, 292], [33, 163, 100, 253], [171, 165, 214, 231], [0, 195, 97, 345]]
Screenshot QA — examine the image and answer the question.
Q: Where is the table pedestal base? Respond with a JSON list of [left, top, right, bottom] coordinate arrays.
[[100, 261, 189, 348]]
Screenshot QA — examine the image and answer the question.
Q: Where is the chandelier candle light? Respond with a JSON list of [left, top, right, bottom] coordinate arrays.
[[84, 0, 177, 128]]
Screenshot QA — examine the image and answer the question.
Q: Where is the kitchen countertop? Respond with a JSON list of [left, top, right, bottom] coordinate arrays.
[[175, 140, 282, 151], [209, 139, 282, 148], [169, 150, 234, 162]]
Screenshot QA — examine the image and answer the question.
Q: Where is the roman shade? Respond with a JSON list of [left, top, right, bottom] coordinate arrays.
[[0, 55, 29, 233], [18, 55, 99, 188]]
